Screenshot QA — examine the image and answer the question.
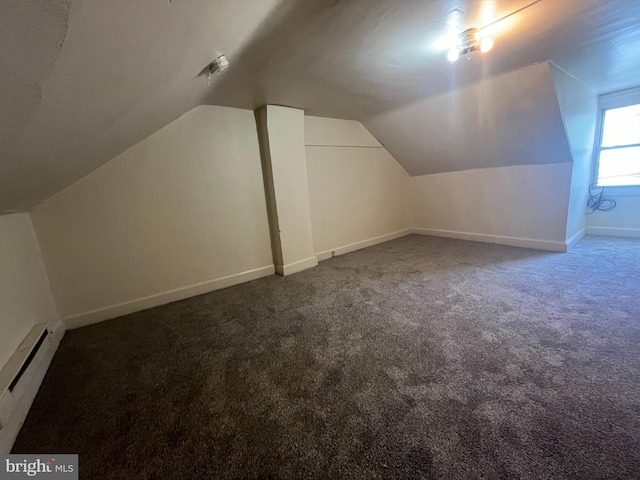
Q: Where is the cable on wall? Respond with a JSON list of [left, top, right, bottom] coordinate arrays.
[[586, 184, 617, 213]]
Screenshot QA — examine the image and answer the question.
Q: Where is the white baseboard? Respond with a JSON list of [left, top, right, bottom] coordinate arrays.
[[316, 229, 412, 262], [63, 265, 275, 330], [275, 256, 318, 276], [566, 228, 587, 249], [411, 228, 567, 252], [0, 320, 65, 453], [586, 226, 640, 238]]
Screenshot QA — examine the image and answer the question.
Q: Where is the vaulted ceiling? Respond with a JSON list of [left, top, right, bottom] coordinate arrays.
[[2, 0, 640, 212]]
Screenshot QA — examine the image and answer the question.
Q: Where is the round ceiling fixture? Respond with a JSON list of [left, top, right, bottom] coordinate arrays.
[[204, 55, 230, 86], [447, 28, 494, 62]]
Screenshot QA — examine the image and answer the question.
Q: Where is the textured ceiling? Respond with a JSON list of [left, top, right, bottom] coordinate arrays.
[[2, 0, 640, 212], [207, 0, 640, 114]]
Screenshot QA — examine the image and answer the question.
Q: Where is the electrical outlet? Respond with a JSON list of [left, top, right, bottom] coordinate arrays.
[[331, 251, 336, 257]]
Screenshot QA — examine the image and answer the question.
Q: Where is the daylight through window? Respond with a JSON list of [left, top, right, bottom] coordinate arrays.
[[596, 102, 640, 187]]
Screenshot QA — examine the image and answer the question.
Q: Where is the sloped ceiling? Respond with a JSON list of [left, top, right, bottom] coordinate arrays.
[[2, 0, 640, 212], [364, 62, 572, 176], [0, 0, 282, 212]]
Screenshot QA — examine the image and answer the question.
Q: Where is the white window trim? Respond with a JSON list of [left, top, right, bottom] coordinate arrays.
[[592, 86, 640, 196]]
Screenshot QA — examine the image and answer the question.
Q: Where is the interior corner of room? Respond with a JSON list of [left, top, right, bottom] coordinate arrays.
[[1, 0, 640, 475]]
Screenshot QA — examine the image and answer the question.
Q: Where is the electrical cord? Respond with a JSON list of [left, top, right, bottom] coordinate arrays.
[[478, 0, 546, 36], [586, 183, 616, 214]]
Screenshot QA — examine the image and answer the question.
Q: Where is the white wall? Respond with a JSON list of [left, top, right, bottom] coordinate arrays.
[[305, 116, 412, 259], [587, 196, 640, 236], [31, 106, 274, 328], [411, 163, 573, 251], [363, 60, 577, 253], [0, 214, 59, 369], [585, 87, 640, 238], [550, 64, 598, 244]]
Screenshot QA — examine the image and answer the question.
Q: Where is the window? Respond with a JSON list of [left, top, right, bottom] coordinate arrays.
[[595, 91, 640, 188]]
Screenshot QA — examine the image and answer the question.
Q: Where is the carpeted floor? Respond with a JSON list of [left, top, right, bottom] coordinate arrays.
[[13, 235, 640, 479]]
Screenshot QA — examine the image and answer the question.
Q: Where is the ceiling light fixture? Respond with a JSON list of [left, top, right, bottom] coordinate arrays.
[[205, 55, 230, 85], [444, 0, 545, 62], [447, 28, 493, 62], [208, 55, 229, 75]]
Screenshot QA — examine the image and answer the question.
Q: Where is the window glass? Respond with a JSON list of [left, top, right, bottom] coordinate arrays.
[[601, 104, 640, 147], [598, 146, 640, 186]]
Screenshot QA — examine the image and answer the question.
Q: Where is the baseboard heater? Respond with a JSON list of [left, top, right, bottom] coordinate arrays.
[[8, 330, 49, 392], [0, 323, 49, 396]]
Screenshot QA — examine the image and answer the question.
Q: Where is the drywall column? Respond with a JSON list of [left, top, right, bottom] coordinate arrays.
[[256, 106, 318, 276], [550, 63, 597, 247]]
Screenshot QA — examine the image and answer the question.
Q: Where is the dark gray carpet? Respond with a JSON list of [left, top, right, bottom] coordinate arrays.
[[13, 235, 640, 479]]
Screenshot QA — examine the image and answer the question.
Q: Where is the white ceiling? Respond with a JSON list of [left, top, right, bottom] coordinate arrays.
[[0, 0, 281, 212], [364, 62, 573, 176], [2, 0, 640, 212]]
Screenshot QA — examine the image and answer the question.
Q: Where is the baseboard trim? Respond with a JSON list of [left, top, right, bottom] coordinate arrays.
[[275, 256, 318, 276], [411, 228, 567, 252], [316, 229, 412, 261], [0, 319, 65, 453], [586, 226, 640, 238], [63, 265, 275, 330], [566, 228, 587, 249]]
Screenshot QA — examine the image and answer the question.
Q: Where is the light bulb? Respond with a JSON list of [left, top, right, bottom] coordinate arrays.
[[480, 37, 494, 53], [447, 47, 460, 62]]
